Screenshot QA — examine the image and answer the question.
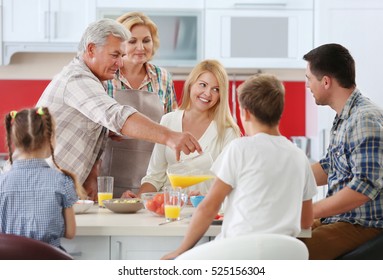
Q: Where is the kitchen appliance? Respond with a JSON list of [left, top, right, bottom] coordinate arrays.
[[97, 9, 202, 67], [291, 136, 311, 159], [204, 0, 314, 68]]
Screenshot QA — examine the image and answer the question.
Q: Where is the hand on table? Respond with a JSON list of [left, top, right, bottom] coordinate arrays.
[[121, 190, 138, 198]]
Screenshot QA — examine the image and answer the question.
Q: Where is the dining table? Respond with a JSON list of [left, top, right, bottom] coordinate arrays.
[[61, 205, 311, 260]]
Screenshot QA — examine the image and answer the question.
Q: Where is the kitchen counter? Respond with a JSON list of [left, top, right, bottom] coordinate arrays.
[[74, 205, 311, 238], [63, 205, 310, 259], [74, 205, 221, 237]]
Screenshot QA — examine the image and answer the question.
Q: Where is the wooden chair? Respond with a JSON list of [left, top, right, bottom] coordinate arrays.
[[0, 234, 73, 260]]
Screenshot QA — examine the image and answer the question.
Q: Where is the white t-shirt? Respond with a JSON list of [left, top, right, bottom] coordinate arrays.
[[212, 133, 317, 239]]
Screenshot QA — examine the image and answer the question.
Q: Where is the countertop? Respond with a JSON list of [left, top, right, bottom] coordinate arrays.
[[75, 205, 311, 238]]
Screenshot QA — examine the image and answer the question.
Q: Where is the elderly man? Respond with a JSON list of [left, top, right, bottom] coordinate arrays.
[[37, 19, 201, 199]]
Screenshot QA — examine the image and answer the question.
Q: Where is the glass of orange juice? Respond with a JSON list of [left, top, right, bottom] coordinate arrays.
[[97, 176, 113, 208], [164, 187, 182, 222]]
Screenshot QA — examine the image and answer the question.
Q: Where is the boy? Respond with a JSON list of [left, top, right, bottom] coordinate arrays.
[[162, 74, 317, 260]]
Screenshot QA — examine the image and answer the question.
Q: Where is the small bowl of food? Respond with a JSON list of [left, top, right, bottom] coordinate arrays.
[[190, 195, 205, 208], [141, 192, 188, 217], [103, 198, 143, 214], [73, 200, 94, 214]]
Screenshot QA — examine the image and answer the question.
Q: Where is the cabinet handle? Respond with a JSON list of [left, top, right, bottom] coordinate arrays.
[[52, 11, 58, 39], [116, 241, 122, 260], [69, 251, 83, 257], [234, 2, 287, 9], [44, 11, 49, 39]]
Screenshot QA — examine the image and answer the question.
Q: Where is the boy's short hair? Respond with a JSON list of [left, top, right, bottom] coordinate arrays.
[[238, 74, 285, 126]]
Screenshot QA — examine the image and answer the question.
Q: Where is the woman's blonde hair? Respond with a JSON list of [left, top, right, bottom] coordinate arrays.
[[116, 11, 160, 56], [179, 59, 241, 145]]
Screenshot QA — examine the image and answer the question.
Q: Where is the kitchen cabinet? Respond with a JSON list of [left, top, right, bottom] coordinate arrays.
[[204, 0, 314, 69], [2, 0, 96, 64], [110, 236, 210, 260], [61, 236, 110, 260], [307, 0, 383, 160]]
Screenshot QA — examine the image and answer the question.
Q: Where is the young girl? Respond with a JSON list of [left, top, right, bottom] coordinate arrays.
[[0, 107, 86, 249]]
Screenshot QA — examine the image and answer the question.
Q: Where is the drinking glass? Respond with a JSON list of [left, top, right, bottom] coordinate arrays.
[[97, 176, 114, 208], [164, 187, 182, 222]]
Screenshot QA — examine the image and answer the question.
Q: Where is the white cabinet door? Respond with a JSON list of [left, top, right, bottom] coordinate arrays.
[[3, 0, 49, 42], [50, 0, 95, 43], [61, 236, 110, 260], [110, 236, 210, 260], [3, 0, 95, 42]]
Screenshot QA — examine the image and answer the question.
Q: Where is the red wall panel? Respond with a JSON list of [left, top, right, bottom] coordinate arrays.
[[0, 79, 305, 154], [0, 80, 50, 154], [174, 80, 306, 139]]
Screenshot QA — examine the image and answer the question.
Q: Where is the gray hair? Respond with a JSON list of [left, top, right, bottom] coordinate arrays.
[[77, 18, 131, 55]]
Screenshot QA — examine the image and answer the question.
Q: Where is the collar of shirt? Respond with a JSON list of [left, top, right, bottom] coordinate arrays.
[[12, 158, 50, 169], [115, 63, 157, 91]]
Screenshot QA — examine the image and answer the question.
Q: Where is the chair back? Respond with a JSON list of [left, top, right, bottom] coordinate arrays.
[[0, 234, 73, 260], [337, 231, 383, 260], [176, 233, 309, 260]]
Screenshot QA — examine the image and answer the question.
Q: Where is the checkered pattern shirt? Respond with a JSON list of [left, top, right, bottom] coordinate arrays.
[[106, 62, 178, 113], [0, 159, 78, 247], [36, 56, 137, 184], [320, 89, 383, 228]]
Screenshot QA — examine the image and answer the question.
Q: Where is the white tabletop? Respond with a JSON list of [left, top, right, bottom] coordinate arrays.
[[75, 205, 311, 238], [75, 205, 221, 237]]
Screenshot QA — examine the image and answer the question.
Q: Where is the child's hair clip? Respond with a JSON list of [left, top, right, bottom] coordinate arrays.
[[36, 107, 44, 116], [10, 111, 17, 119]]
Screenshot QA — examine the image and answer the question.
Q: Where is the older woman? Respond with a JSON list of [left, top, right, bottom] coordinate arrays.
[[106, 11, 177, 112], [99, 12, 178, 197]]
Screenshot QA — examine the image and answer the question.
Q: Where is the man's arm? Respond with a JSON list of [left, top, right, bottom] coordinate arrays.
[[121, 112, 202, 161], [313, 187, 370, 219], [311, 162, 328, 186], [301, 199, 314, 229]]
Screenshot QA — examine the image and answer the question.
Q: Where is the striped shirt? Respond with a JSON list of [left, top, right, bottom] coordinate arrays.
[[0, 159, 78, 247], [320, 89, 383, 228], [36, 56, 137, 184], [106, 62, 178, 113]]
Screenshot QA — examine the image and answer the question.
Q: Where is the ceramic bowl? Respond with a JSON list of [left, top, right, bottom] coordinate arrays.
[[73, 200, 94, 214], [103, 198, 143, 214]]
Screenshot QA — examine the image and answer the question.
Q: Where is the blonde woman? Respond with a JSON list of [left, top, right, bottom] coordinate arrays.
[[122, 59, 241, 198]]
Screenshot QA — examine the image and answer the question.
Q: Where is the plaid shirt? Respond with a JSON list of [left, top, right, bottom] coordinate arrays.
[[320, 89, 383, 228], [0, 159, 78, 247], [106, 62, 178, 113], [36, 56, 136, 184]]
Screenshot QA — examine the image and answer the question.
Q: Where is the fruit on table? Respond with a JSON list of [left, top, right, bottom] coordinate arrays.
[[145, 193, 165, 216]]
